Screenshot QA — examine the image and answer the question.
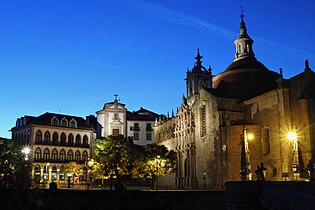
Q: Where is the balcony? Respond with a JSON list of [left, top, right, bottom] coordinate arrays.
[[34, 141, 89, 148]]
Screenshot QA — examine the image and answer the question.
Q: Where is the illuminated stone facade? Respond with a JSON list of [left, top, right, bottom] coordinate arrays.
[[155, 15, 315, 189]]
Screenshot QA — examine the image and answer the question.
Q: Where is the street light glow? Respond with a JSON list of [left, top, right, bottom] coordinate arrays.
[[22, 147, 30, 155], [287, 131, 297, 141], [247, 133, 254, 140]]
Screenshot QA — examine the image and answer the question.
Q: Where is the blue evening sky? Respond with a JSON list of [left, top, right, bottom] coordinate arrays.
[[0, 0, 314, 138]]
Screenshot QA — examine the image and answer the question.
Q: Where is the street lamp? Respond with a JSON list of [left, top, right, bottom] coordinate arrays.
[[21, 146, 31, 161], [155, 155, 160, 191], [287, 131, 299, 180], [203, 170, 206, 189], [240, 126, 254, 181]]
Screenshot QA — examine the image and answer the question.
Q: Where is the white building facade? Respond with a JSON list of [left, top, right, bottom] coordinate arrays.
[[96, 97, 160, 146], [126, 107, 159, 146]]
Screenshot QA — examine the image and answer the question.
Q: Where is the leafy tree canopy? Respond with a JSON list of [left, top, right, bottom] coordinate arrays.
[[62, 161, 85, 177], [0, 141, 30, 189], [94, 135, 131, 179], [132, 143, 176, 179]]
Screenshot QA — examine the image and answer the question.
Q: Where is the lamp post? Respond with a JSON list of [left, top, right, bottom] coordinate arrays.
[[155, 155, 160, 191], [85, 158, 90, 190], [21, 146, 31, 161], [288, 131, 300, 181], [21, 146, 31, 189], [203, 170, 206, 189], [240, 126, 253, 181]]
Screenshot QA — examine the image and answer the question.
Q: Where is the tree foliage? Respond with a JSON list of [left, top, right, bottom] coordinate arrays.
[[94, 135, 131, 180], [0, 141, 31, 189], [132, 143, 176, 179], [62, 161, 85, 177]]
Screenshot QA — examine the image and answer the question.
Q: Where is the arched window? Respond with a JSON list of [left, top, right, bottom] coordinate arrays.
[[51, 116, 59, 126], [75, 134, 81, 145], [43, 148, 50, 161], [35, 130, 42, 143], [83, 135, 88, 145], [82, 151, 88, 161], [75, 150, 81, 162], [68, 134, 74, 146], [52, 132, 58, 145], [69, 119, 77, 128], [60, 133, 66, 145], [44, 131, 50, 144], [60, 149, 66, 161], [35, 148, 41, 160], [67, 150, 73, 161], [60, 118, 68, 127], [52, 149, 58, 161]]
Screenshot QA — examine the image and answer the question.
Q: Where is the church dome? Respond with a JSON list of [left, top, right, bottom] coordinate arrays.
[[213, 15, 280, 100]]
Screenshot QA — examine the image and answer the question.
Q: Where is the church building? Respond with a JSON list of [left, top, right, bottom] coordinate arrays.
[[155, 14, 315, 189], [96, 95, 160, 146]]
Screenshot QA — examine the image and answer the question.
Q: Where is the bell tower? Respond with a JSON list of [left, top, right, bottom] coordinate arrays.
[[186, 49, 213, 105], [234, 8, 255, 61]]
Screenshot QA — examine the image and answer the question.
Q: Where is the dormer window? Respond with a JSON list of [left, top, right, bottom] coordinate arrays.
[[60, 118, 68, 127], [51, 116, 59, 126], [69, 119, 77, 128]]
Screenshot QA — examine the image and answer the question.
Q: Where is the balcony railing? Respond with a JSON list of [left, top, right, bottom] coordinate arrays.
[[34, 141, 89, 148], [34, 158, 86, 164]]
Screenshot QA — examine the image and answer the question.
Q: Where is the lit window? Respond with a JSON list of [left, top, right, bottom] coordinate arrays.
[[82, 151, 88, 161], [43, 148, 50, 160], [75, 150, 81, 162], [35, 148, 41, 160], [52, 149, 58, 161], [67, 150, 73, 161], [60, 150, 66, 161]]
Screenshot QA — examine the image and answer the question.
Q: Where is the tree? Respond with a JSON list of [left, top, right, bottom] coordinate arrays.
[[0, 141, 31, 189], [62, 161, 85, 177], [132, 143, 176, 188], [94, 135, 131, 189]]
